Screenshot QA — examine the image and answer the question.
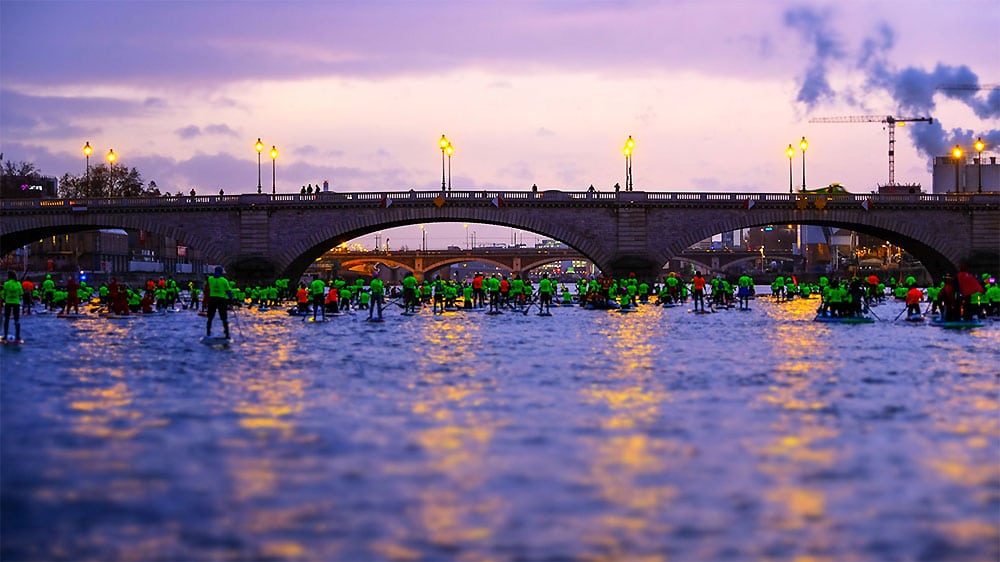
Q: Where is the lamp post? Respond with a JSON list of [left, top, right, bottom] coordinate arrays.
[[83, 142, 93, 189], [786, 144, 794, 193], [463, 223, 469, 249], [420, 224, 426, 251], [438, 135, 450, 191], [799, 136, 808, 190], [445, 142, 454, 191], [952, 144, 963, 193], [623, 135, 635, 191], [269, 146, 278, 195], [974, 137, 985, 193], [106, 149, 117, 196], [255, 138, 264, 194]]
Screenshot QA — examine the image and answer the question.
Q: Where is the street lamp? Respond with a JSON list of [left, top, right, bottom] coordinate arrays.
[[445, 142, 454, 191], [83, 142, 93, 191], [799, 136, 808, 190], [269, 145, 278, 195], [463, 223, 469, 249], [439, 134, 450, 191], [255, 138, 264, 194], [623, 135, 635, 191], [106, 149, 117, 195], [974, 137, 985, 193], [420, 224, 427, 251], [952, 144, 963, 193], [785, 144, 794, 194]]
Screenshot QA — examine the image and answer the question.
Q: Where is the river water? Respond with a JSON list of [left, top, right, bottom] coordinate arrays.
[[2, 296, 998, 561]]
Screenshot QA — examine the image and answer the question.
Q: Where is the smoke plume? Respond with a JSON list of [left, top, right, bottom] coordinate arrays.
[[783, 6, 845, 109]]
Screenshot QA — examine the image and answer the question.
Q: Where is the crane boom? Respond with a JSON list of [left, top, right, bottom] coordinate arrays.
[[808, 115, 933, 185]]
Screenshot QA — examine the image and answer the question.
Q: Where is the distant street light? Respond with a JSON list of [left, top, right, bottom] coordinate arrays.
[[623, 135, 635, 191], [952, 144, 963, 192], [83, 142, 93, 188], [439, 135, 450, 191], [270, 145, 278, 195], [799, 136, 808, 190], [445, 142, 455, 191], [255, 138, 264, 194], [420, 224, 427, 251], [974, 137, 985, 193], [785, 144, 794, 194], [106, 149, 117, 195], [463, 223, 469, 249]]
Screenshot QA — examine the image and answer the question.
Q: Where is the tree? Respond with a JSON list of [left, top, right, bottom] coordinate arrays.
[[58, 164, 162, 198], [2, 160, 42, 179]]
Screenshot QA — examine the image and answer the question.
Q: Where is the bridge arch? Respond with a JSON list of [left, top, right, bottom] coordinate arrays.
[[275, 207, 615, 281], [651, 209, 965, 279], [1, 214, 229, 267]]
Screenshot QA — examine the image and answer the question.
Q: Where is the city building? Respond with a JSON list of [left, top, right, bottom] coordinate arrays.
[[932, 155, 1000, 193]]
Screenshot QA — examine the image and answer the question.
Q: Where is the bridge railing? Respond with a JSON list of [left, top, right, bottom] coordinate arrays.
[[3, 190, 996, 210]]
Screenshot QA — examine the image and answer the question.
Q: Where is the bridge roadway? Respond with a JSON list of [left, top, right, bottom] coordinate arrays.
[[319, 247, 793, 280], [1, 190, 997, 281]]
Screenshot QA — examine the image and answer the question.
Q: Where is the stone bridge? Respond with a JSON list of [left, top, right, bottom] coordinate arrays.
[[322, 247, 795, 280], [1, 190, 997, 281]]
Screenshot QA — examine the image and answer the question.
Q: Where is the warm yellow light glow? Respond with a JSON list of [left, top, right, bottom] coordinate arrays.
[[82, 142, 93, 157], [974, 137, 985, 153], [445, 144, 454, 156], [786, 144, 794, 159], [622, 146, 632, 156], [952, 145, 963, 159], [255, 138, 264, 153], [106, 149, 117, 164], [270, 146, 278, 160], [799, 137, 808, 152], [439, 134, 450, 149], [625, 135, 635, 149]]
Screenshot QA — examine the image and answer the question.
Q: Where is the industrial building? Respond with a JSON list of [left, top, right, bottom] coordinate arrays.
[[932, 155, 1000, 193]]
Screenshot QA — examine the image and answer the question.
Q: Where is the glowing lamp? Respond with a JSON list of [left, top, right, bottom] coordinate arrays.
[[786, 144, 794, 159], [106, 149, 117, 164], [439, 135, 450, 149], [974, 138, 985, 153], [799, 137, 808, 152], [270, 146, 278, 160], [83, 142, 93, 157], [255, 138, 264, 153], [952, 145, 963, 159]]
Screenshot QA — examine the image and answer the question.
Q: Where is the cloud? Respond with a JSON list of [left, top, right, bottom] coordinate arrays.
[[204, 123, 238, 137], [783, 5, 845, 109], [0, 2, 789, 89], [175, 125, 201, 139], [0, 89, 165, 139], [535, 127, 555, 137]]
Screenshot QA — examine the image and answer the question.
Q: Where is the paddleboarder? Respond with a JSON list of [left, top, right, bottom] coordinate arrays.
[[205, 266, 233, 339], [3, 271, 24, 342]]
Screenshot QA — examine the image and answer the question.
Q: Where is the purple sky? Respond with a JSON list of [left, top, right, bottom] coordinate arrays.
[[2, 0, 997, 249]]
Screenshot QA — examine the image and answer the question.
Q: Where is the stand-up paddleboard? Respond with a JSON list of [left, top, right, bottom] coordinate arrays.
[[737, 308, 753, 312], [305, 317, 328, 323], [57, 313, 88, 319], [689, 310, 714, 314], [2, 336, 24, 347], [257, 306, 270, 312], [486, 311, 503, 315], [617, 308, 636, 314], [200, 336, 230, 347], [198, 311, 208, 317], [105, 314, 136, 320], [538, 312, 553, 317], [813, 315, 875, 324], [366, 317, 385, 323], [930, 318, 984, 329], [905, 314, 925, 323]]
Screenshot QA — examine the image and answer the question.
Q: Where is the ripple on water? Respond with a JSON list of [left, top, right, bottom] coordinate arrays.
[[1, 300, 998, 561]]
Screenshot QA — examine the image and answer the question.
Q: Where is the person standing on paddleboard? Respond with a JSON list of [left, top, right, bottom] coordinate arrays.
[[692, 272, 707, 312], [3, 271, 24, 342], [206, 267, 233, 339], [369, 274, 384, 320]]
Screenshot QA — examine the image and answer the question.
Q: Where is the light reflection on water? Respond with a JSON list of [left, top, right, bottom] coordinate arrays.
[[1, 299, 998, 561]]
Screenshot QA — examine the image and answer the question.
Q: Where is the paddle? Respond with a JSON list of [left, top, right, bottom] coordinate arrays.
[[865, 303, 882, 321], [893, 306, 908, 322], [521, 295, 539, 315]]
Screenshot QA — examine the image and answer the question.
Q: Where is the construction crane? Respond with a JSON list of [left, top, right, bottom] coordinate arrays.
[[936, 83, 999, 91], [808, 115, 933, 185]]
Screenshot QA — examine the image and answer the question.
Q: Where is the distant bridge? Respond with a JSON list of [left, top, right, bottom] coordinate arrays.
[[2, 190, 997, 280], [317, 247, 797, 280]]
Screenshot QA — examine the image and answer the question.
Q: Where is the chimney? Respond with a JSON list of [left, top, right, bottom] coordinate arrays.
[[323, 180, 329, 192]]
